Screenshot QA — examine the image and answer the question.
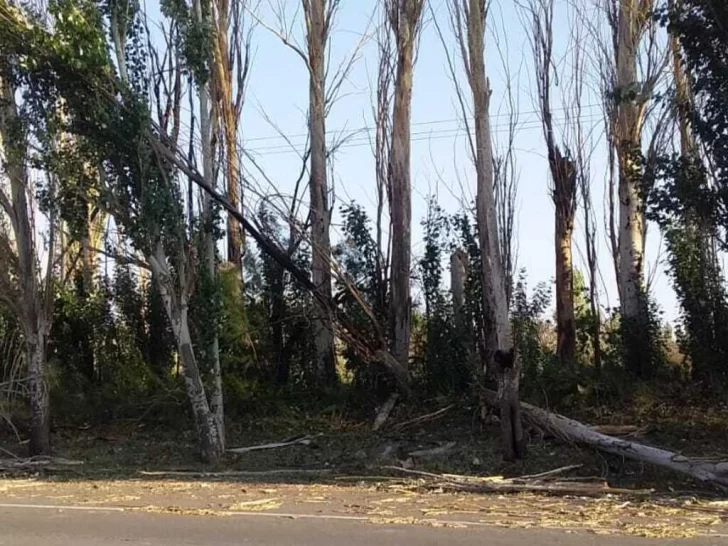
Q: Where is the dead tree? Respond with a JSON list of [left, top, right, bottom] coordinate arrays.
[[446, 0, 523, 460], [524, 0, 577, 367], [255, 0, 369, 386], [386, 0, 425, 371]]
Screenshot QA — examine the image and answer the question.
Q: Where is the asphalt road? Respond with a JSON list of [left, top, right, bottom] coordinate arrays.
[[0, 504, 724, 546]]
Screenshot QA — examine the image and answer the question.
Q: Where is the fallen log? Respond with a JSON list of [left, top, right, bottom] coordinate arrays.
[[482, 388, 728, 489], [408, 442, 457, 460], [372, 393, 399, 431], [227, 434, 322, 454], [392, 405, 454, 431], [590, 425, 648, 436], [0, 456, 84, 471], [138, 468, 333, 478]]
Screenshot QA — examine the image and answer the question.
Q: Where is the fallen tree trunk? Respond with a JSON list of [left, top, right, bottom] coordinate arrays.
[[227, 434, 322, 454], [482, 389, 728, 489]]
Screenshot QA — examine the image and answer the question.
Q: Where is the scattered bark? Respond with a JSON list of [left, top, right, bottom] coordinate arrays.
[[391, 404, 453, 431], [138, 468, 333, 478], [384, 466, 653, 497], [0, 457, 84, 471]]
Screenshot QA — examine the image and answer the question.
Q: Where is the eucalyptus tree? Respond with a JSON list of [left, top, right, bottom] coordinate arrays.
[[0, 0, 225, 462]]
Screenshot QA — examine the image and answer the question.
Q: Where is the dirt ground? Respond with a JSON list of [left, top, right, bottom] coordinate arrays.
[[1, 475, 728, 539], [2, 401, 728, 539]]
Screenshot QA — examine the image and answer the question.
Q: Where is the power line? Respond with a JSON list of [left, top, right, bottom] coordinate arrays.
[[241, 103, 603, 146], [245, 113, 606, 157]]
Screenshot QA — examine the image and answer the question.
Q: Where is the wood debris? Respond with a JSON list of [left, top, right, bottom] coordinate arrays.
[[227, 434, 322, 454], [383, 465, 653, 497]]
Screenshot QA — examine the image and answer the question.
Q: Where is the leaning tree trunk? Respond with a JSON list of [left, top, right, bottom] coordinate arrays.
[[462, 0, 524, 461], [306, 0, 337, 387], [149, 248, 223, 464], [388, 0, 424, 371]]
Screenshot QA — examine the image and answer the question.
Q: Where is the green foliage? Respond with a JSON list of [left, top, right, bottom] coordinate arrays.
[[659, 2, 728, 246], [49, 273, 171, 423], [160, 0, 213, 85], [648, 155, 728, 385], [450, 210, 487, 371], [333, 203, 389, 396], [413, 198, 471, 395], [511, 271, 567, 403]]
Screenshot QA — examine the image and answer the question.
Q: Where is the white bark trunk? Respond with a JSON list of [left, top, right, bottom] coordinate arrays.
[[463, 0, 523, 460], [501, 392, 728, 488], [194, 0, 225, 446], [615, 0, 646, 324], [306, 0, 336, 387], [388, 1, 423, 371], [26, 332, 50, 456], [149, 248, 223, 464]]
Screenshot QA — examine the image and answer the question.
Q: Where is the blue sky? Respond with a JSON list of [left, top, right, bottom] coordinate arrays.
[[146, 0, 681, 322]]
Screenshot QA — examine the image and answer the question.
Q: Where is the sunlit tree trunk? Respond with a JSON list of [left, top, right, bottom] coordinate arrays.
[[386, 0, 424, 371], [304, 0, 337, 386], [455, 0, 523, 460]]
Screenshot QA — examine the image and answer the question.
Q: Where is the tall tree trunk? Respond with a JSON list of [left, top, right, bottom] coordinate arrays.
[[305, 0, 337, 387], [195, 0, 225, 447], [615, 0, 649, 376], [459, 0, 524, 460], [526, 0, 578, 368], [0, 74, 53, 456], [210, 0, 245, 282], [387, 0, 424, 371]]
